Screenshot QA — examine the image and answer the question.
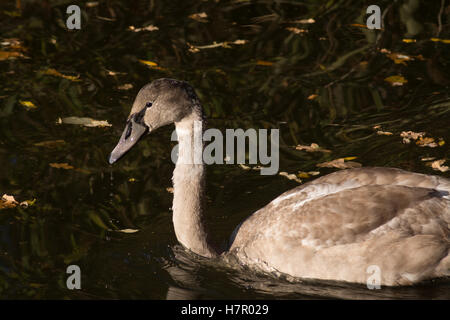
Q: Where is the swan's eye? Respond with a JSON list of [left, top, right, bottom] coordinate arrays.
[[145, 102, 152, 108]]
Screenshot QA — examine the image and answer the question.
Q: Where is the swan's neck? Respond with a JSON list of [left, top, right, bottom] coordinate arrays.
[[172, 111, 218, 258]]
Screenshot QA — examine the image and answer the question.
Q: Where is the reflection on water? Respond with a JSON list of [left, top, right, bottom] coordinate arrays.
[[0, 0, 449, 299]]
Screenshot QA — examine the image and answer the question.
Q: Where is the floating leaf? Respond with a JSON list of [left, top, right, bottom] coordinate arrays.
[[238, 164, 265, 172], [117, 83, 133, 90], [19, 100, 37, 110], [189, 12, 208, 23], [295, 143, 331, 153], [428, 159, 449, 172], [286, 27, 308, 34], [128, 25, 158, 32], [385, 53, 413, 65], [166, 187, 174, 193], [138, 59, 166, 71], [416, 137, 438, 148], [239, 164, 251, 170], [384, 75, 407, 86], [117, 229, 139, 233], [307, 94, 318, 100], [49, 163, 74, 170], [19, 199, 36, 208], [57, 117, 112, 128], [188, 40, 247, 53], [41, 68, 80, 81], [0, 194, 18, 209], [380, 49, 424, 65], [430, 38, 450, 44], [1, 38, 24, 50], [0, 194, 33, 210], [138, 60, 158, 67], [85, 2, 99, 8], [279, 172, 302, 183], [0, 51, 25, 60], [291, 18, 315, 24], [376, 130, 393, 136], [400, 131, 425, 144], [317, 158, 362, 169], [297, 171, 319, 179], [402, 39, 416, 43], [421, 157, 436, 161], [105, 69, 127, 76]]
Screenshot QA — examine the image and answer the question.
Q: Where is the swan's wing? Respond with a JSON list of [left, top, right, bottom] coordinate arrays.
[[271, 167, 450, 209], [230, 184, 450, 251]]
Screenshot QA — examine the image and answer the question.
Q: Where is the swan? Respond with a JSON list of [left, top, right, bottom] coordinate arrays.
[[109, 78, 450, 286]]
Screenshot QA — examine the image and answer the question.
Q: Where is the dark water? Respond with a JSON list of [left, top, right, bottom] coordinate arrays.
[[0, 0, 449, 299]]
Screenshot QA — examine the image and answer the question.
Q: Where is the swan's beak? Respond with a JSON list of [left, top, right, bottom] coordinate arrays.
[[108, 119, 149, 164]]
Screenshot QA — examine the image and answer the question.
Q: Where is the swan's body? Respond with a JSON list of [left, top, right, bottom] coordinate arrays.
[[109, 78, 450, 286]]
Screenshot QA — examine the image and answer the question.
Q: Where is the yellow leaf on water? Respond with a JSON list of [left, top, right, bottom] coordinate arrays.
[[400, 131, 425, 144], [286, 27, 308, 34], [376, 130, 393, 136], [19, 199, 36, 208], [421, 157, 436, 161], [384, 75, 407, 86], [138, 60, 166, 71], [416, 137, 437, 148], [41, 68, 81, 81], [279, 172, 302, 183], [307, 94, 318, 100], [297, 172, 311, 179], [428, 159, 449, 172], [138, 59, 158, 67], [166, 187, 174, 193], [298, 171, 320, 179], [128, 25, 159, 32], [239, 164, 251, 170], [86, 2, 99, 8], [385, 52, 413, 65], [295, 143, 331, 153], [402, 39, 416, 43], [19, 100, 37, 109], [430, 38, 450, 44], [117, 83, 133, 90], [2, 194, 16, 202], [189, 12, 208, 23], [233, 40, 247, 45], [294, 18, 315, 24], [117, 229, 139, 233], [0, 51, 24, 60], [0, 194, 18, 209], [49, 163, 74, 170]]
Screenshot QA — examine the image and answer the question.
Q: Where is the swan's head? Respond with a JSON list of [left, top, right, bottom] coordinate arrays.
[[108, 78, 200, 164]]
